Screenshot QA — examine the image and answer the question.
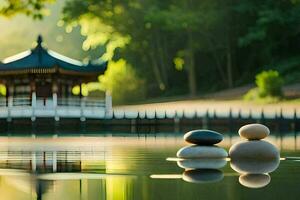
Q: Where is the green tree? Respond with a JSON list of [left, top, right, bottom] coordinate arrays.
[[0, 0, 54, 19], [2, 0, 300, 102], [99, 59, 145, 104], [256, 70, 284, 98]]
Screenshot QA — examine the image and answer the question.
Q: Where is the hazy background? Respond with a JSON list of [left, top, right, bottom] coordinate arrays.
[[0, 0, 299, 104]]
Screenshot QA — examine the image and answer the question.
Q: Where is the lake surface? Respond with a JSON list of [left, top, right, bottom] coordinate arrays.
[[0, 133, 299, 200]]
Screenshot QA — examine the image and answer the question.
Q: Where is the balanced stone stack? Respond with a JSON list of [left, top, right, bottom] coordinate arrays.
[[229, 123, 280, 188], [229, 123, 279, 160], [177, 130, 227, 159], [176, 130, 228, 183]]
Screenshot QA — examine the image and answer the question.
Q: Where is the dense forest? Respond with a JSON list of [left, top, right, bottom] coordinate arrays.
[[1, 0, 300, 103]]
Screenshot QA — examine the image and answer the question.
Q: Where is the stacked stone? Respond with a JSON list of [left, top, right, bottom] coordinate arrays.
[[229, 124, 279, 160], [176, 130, 228, 183], [229, 123, 280, 188]]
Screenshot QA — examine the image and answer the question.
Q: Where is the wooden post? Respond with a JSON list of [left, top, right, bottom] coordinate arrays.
[[238, 109, 242, 119], [261, 109, 265, 124], [31, 92, 36, 121], [131, 119, 137, 133], [279, 108, 283, 132], [7, 96, 12, 122], [275, 110, 279, 133], [228, 108, 233, 132], [53, 151, 57, 172], [174, 110, 180, 133], [105, 91, 112, 118], [79, 83, 83, 99], [293, 108, 297, 133], [53, 93, 57, 107], [53, 92, 58, 121], [202, 109, 209, 129], [5, 82, 8, 107], [80, 97, 86, 122], [31, 152, 36, 172]]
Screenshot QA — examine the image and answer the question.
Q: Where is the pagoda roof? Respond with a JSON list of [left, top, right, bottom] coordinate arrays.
[[0, 35, 107, 75]]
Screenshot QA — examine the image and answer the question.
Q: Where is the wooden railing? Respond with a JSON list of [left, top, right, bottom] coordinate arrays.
[[0, 97, 106, 108], [13, 97, 31, 107], [0, 92, 112, 120], [57, 98, 105, 108]]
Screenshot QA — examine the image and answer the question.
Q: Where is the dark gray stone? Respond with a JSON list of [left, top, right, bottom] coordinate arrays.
[[184, 130, 223, 145]]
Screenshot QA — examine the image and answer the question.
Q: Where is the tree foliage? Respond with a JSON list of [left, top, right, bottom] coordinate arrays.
[[256, 70, 284, 98], [0, 0, 54, 19], [1, 0, 300, 103], [244, 70, 284, 102], [99, 59, 145, 104]]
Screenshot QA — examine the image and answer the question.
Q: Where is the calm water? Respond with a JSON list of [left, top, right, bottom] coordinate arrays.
[[0, 133, 299, 200]]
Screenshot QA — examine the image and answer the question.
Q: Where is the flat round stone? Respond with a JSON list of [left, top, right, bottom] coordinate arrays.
[[229, 140, 280, 160], [184, 130, 223, 145], [177, 145, 228, 159], [239, 124, 270, 140], [239, 174, 271, 188], [177, 158, 227, 169], [182, 169, 224, 183]]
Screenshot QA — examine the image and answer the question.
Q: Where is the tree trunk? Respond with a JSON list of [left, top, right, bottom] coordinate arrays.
[[149, 52, 165, 90], [155, 30, 169, 89], [226, 45, 233, 88], [226, 0, 234, 88], [186, 34, 197, 97], [188, 49, 197, 97]]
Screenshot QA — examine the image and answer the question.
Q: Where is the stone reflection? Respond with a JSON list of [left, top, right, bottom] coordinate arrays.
[[183, 169, 224, 183], [229, 123, 280, 189], [177, 158, 227, 183], [239, 174, 270, 189], [177, 158, 227, 170], [230, 158, 280, 174], [230, 158, 280, 188], [176, 129, 228, 184]]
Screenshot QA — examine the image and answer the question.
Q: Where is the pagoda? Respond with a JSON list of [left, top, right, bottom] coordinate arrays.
[[0, 35, 111, 121]]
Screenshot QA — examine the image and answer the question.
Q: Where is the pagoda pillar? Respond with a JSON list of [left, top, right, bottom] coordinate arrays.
[[30, 79, 36, 108], [8, 84, 14, 107], [79, 83, 83, 99], [5, 82, 8, 107], [52, 81, 58, 107], [8, 84, 14, 98], [105, 91, 112, 117]]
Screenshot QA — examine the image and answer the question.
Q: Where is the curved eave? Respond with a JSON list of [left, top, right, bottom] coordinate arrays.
[[0, 50, 107, 75]]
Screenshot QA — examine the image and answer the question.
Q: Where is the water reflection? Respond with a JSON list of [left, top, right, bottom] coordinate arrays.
[[0, 137, 144, 200], [0, 134, 298, 200], [239, 174, 271, 188], [166, 157, 281, 188], [182, 169, 224, 183], [0, 151, 137, 200], [175, 158, 227, 184], [177, 158, 227, 169], [230, 158, 280, 174], [164, 136, 282, 188], [230, 158, 280, 188]]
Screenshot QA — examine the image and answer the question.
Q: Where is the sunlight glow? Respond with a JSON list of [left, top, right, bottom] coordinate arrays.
[[150, 174, 182, 179]]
